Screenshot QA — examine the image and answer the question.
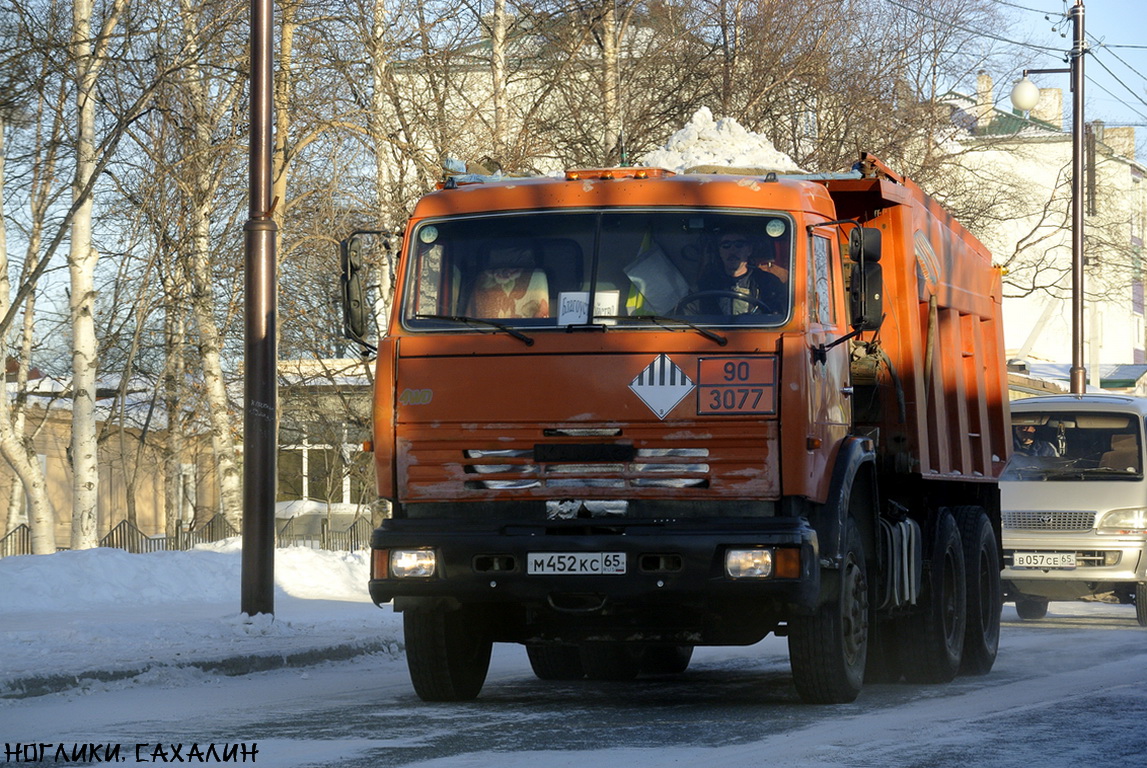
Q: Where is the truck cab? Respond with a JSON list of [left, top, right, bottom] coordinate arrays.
[[1002, 394, 1147, 625], [345, 159, 1009, 704]]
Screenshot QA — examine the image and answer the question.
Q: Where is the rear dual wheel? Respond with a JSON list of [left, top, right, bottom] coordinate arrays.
[[901, 510, 966, 684], [956, 507, 1002, 675]]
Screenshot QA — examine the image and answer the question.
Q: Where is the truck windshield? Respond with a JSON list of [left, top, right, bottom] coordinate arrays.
[[1002, 410, 1144, 481], [402, 210, 793, 330]]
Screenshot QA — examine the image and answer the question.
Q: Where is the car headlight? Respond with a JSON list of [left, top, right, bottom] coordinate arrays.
[[1097, 508, 1147, 535], [390, 549, 437, 578], [725, 548, 774, 578]]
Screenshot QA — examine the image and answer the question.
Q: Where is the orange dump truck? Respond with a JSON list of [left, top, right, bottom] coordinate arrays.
[[342, 153, 1010, 703]]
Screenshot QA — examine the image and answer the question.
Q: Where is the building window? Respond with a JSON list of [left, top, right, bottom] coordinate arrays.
[[278, 427, 373, 507]]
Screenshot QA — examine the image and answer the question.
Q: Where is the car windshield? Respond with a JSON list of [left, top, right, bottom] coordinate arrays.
[[402, 210, 793, 331], [1002, 410, 1144, 481]]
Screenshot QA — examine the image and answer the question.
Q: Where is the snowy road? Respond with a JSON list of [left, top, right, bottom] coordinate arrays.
[[5, 601, 1146, 768]]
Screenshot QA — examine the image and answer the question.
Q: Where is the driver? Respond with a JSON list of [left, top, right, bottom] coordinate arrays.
[[1013, 424, 1058, 457], [695, 229, 786, 315]]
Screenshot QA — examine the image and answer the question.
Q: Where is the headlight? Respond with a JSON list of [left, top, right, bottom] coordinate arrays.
[[725, 548, 774, 578], [391, 549, 437, 578], [1097, 508, 1147, 535]]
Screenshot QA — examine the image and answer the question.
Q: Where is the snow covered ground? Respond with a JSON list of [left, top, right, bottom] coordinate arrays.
[[3, 542, 1147, 768], [0, 540, 401, 697]]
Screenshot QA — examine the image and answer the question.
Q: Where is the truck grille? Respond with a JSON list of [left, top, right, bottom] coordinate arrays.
[[464, 447, 710, 490], [1002, 510, 1096, 531]]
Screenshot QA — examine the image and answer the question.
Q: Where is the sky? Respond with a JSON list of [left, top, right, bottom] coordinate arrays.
[[1010, 0, 1147, 133]]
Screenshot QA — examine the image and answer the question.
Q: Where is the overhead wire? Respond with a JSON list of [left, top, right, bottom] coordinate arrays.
[[887, 0, 1147, 127]]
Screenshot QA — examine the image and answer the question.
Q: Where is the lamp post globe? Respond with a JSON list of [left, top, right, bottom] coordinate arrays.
[[1010, 77, 1040, 112]]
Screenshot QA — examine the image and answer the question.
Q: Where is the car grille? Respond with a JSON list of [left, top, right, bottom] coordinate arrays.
[[1002, 510, 1096, 531]]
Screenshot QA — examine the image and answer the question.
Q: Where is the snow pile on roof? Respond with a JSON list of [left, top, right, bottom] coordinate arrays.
[[641, 108, 806, 174]]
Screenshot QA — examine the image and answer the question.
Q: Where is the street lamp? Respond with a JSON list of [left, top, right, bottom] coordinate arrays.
[[1010, 0, 1086, 395]]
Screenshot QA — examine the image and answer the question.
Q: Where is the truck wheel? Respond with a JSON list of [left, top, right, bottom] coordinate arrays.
[[902, 511, 966, 684], [788, 521, 868, 704], [526, 645, 584, 680], [864, 616, 901, 684], [1015, 597, 1049, 620], [643, 645, 694, 675], [1136, 584, 1147, 627], [580, 643, 642, 681], [403, 606, 492, 701], [956, 507, 1001, 676]]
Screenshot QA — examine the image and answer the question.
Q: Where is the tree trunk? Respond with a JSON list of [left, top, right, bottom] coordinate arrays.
[[491, 0, 507, 161], [601, 2, 621, 163], [179, 0, 243, 529], [68, 0, 104, 549]]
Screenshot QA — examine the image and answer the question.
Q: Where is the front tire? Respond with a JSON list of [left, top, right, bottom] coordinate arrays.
[[789, 521, 868, 704], [403, 606, 492, 701], [1136, 583, 1147, 627], [643, 645, 693, 675], [902, 510, 966, 684], [1015, 597, 1049, 620], [956, 507, 1001, 675], [580, 643, 642, 681], [526, 645, 584, 680]]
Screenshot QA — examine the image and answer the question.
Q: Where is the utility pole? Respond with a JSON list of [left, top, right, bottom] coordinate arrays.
[[1010, 0, 1087, 394], [241, 0, 278, 616]]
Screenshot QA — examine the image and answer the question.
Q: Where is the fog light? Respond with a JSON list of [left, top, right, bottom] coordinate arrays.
[[726, 548, 774, 578], [1105, 551, 1121, 567], [391, 549, 437, 578]]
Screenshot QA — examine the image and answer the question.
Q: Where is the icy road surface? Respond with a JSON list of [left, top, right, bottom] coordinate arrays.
[[4, 602, 1146, 768]]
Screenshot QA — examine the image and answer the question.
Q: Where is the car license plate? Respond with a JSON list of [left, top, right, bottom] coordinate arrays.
[[527, 552, 626, 575], [1012, 551, 1077, 569]]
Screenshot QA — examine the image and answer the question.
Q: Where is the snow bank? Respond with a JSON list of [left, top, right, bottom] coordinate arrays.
[[640, 108, 805, 174], [0, 541, 393, 693], [0, 538, 370, 612]]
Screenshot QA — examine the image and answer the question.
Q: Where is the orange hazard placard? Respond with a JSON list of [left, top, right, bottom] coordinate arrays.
[[697, 357, 777, 415]]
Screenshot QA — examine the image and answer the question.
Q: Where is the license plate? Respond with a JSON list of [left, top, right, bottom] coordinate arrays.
[[527, 552, 626, 575], [1012, 551, 1077, 569]]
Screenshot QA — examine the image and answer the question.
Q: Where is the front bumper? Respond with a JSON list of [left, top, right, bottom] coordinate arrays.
[[1002, 531, 1147, 599], [368, 516, 819, 638]]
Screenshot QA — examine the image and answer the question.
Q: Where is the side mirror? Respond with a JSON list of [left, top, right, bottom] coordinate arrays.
[[849, 227, 881, 263], [848, 228, 883, 331], [340, 234, 372, 350], [849, 261, 883, 331]]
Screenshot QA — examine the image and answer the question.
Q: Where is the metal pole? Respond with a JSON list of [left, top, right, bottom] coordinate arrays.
[[1069, 0, 1086, 395], [241, 0, 278, 616]]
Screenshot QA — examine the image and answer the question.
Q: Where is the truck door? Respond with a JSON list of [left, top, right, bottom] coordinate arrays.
[[807, 228, 851, 482]]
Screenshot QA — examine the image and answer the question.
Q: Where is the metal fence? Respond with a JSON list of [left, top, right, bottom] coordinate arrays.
[[0, 524, 31, 558], [0, 514, 371, 558], [276, 516, 372, 552]]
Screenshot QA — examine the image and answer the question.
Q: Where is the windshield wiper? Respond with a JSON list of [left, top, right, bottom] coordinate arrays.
[[596, 314, 727, 346], [415, 314, 534, 346]]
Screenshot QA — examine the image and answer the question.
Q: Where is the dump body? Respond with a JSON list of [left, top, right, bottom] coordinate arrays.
[[353, 156, 1009, 703]]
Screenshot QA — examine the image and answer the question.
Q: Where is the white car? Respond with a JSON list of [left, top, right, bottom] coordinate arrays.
[[1001, 394, 1147, 625]]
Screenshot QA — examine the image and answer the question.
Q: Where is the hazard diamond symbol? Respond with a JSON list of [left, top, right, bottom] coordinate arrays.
[[629, 354, 695, 419]]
